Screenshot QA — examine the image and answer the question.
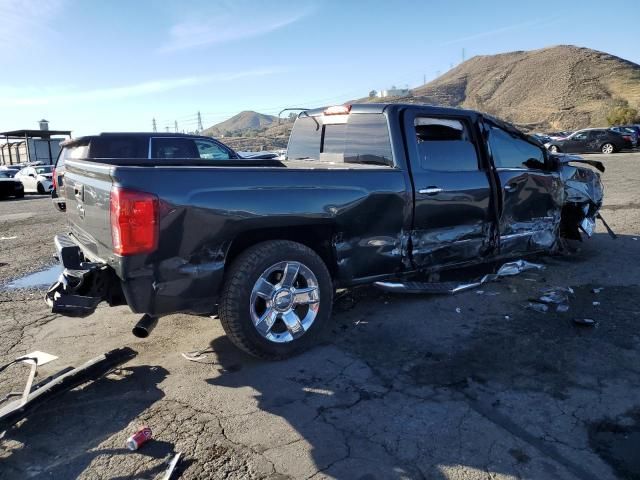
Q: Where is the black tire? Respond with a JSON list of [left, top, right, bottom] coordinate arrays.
[[14, 191, 24, 199], [37, 183, 45, 194], [549, 145, 560, 153], [601, 143, 615, 154], [219, 240, 333, 360]]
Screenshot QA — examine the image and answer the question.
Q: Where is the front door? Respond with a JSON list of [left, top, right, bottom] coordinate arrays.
[[403, 109, 494, 267], [564, 131, 589, 153], [486, 123, 564, 255]]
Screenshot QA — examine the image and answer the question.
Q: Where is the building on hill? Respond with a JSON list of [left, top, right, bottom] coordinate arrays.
[[378, 88, 410, 98]]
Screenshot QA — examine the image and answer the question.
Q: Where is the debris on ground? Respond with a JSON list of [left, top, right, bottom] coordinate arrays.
[[593, 301, 601, 306], [374, 260, 545, 295], [0, 236, 17, 241], [161, 452, 182, 480], [592, 288, 604, 294], [455, 307, 462, 314], [574, 318, 596, 326], [0, 347, 136, 432], [538, 287, 574, 305], [181, 349, 216, 364], [126, 425, 153, 451], [527, 302, 549, 313]]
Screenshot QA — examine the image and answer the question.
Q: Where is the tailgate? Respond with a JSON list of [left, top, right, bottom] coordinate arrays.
[[63, 159, 114, 260]]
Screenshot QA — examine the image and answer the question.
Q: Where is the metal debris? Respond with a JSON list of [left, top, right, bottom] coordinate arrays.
[[527, 302, 549, 313], [161, 452, 182, 480], [374, 260, 545, 295], [0, 347, 136, 431], [539, 287, 574, 305], [573, 318, 596, 326], [592, 288, 603, 294], [181, 349, 216, 364]]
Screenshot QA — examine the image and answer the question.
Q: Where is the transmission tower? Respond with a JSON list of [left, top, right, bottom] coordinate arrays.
[[152, 118, 157, 132], [197, 111, 203, 132]]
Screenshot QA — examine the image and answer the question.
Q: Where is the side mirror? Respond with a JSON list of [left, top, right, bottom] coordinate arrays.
[[29, 173, 36, 178]]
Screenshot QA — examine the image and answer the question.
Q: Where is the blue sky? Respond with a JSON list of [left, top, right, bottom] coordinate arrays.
[[1, 0, 639, 136]]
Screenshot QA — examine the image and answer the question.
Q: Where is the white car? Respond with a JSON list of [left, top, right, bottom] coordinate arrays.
[[15, 165, 54, 194]]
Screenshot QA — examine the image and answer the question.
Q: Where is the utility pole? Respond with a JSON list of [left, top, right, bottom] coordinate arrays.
[[462, 48, 466, 63], [152, 118, 157, 132], [197, 111, 203, 132], [165, 126, 170, 132], [423, 74, 426, 85], [174, 120, 178, 133]]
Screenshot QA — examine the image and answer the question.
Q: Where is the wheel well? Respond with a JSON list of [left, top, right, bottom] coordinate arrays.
[[226, 225, 338, 276]]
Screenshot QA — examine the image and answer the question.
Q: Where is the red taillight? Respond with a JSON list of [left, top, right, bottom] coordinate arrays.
[[110, 187, 158, 256], [52, 168, 57, 190]]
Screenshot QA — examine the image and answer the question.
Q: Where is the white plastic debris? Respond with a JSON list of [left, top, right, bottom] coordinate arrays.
[[592, 288, 603, 294], [592, 301, 600, 306], [556, 304, 570, 313], [455, 307, 462, 314], [527, 302, 549, 313]]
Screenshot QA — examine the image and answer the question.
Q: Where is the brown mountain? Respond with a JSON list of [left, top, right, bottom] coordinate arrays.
[[369, 45, 640, 131], [201, 110, 278, 137]]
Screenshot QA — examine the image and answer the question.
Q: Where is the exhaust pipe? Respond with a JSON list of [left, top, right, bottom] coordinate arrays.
[[132, 314, 158, 338]]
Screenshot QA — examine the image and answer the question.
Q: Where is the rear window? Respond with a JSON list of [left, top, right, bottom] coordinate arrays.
[[287, 113, 393, 166], [90, 137, 147, 158]]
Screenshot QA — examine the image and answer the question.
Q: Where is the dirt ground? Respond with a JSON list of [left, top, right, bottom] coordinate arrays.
[[1, 153, 640, 479]]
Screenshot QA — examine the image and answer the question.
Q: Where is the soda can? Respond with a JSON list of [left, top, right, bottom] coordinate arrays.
[[126, 426, 152, 451]]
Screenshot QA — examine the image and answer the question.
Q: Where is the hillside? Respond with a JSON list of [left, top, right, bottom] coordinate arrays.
[[203, 45, 640, 149], [382, 45, 640, 130], [201, 110, 278, 137]]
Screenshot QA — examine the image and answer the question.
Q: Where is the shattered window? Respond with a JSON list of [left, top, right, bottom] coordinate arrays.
[[489, 126, 545, 169], [414, 118, 479, 171]]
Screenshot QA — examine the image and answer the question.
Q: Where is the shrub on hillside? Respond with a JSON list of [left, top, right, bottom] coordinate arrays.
[[607, 106, 640, 126]]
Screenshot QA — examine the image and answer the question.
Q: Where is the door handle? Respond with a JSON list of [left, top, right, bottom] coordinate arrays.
[[418, 187, 443, 195], [504, 184, 516, 192]]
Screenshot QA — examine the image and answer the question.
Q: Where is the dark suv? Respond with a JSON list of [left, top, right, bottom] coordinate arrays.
[[51, 133, 272, 211], [546, 128, 630, 154]]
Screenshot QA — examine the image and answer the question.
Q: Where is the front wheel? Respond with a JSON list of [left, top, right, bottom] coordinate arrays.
[[219, 240, 333, 360], [601, 143, 615, 154], [37, 183, 45, 194]]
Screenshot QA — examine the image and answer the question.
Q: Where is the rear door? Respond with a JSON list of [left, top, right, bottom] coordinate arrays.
[[486, 123, 563, 255], [403, 109, 494, 267]]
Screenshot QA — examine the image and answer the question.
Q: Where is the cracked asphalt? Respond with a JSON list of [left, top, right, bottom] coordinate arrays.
[[1, 152, 640, 479]]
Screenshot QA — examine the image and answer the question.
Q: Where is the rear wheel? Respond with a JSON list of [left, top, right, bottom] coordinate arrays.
[[219, 240, 333, 360], [37, 183, 45, 194], [549, 145, 560, 153], [601, 143, 615, 154]]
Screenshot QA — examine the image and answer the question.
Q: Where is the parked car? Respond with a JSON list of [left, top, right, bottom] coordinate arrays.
[[15, 165, 54, 194], [46, 104, 605, 359], [610, 126, 639, 147], [50, 134, 276, 212], [0, 170, 25, 198], [531, 133, 552, 144], [546, 131, 573, 140], [546, 128, 629, 154]]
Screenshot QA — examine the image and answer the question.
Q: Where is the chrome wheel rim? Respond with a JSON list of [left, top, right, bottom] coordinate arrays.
[[602, 144, 613, 154], [250, 261, 320, 343]]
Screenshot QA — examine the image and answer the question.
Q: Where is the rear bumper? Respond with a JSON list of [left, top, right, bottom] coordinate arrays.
[[45, 234, 124, 317], [46, 233, 224, 317]]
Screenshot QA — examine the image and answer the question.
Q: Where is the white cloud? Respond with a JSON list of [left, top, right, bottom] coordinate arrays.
[[0, 0, 64, 49], [159, 0, 316, 53], [0, 69, 280, 107]]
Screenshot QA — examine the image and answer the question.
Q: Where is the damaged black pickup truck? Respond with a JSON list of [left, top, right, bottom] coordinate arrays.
[[46, 104, 606, 359]]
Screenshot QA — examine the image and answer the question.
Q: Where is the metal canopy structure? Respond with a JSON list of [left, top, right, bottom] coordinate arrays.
[[0, 128, 72, 166], [0, 129, 72, 138]]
